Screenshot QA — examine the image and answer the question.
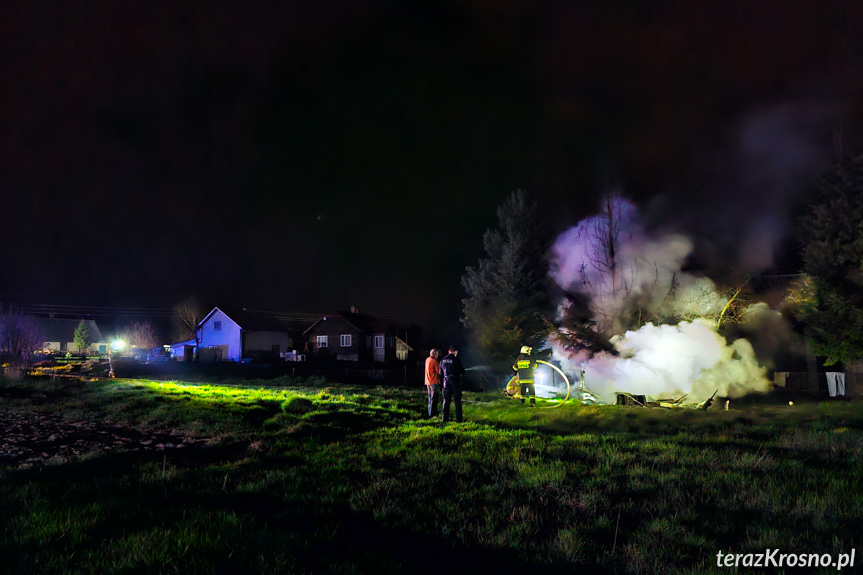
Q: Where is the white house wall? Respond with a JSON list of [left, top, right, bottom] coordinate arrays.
[[198, 309, 242, 362]]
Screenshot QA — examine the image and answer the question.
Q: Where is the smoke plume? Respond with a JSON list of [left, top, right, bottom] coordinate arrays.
[[549, 197, 774, 402], [550, 196, 691, 334]]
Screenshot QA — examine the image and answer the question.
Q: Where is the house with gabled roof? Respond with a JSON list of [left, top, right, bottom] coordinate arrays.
[[303, 308, 401, 363], [195, 307, 293, 363]]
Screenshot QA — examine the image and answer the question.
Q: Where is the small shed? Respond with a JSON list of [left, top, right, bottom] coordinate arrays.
[[169, 339, 196, 362]]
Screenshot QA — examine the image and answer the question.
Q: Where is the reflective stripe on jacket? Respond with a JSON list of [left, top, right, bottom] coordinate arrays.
[[514, 353, 537, 383]]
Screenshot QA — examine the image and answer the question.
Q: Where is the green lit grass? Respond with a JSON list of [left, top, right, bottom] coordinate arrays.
[[1, 377, 862, 574]]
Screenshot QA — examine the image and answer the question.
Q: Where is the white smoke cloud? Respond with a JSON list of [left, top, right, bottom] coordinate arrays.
[[554, 320, 770, 403], [670, 276, 726, 320]]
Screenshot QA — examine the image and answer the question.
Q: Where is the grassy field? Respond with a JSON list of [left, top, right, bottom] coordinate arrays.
[[1, 376, 861, 574]]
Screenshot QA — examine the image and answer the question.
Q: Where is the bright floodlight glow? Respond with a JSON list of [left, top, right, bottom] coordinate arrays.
[[532, 367, 565, 398], [112, 339, 126, 351]]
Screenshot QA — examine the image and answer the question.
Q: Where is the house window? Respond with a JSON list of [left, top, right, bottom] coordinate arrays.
[[340, 334, 352, 347], [317, 335, 328, 348], [214, 321, 222, 332], [374, 335, 384, 349]]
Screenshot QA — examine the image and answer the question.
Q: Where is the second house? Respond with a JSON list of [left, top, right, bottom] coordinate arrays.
[[303, 309, 404, 363]]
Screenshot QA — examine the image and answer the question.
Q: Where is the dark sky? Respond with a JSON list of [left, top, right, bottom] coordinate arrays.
[[2, 1, 862, 340]]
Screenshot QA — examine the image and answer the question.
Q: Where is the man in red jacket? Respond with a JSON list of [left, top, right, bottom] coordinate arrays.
[[424, 349, 441, 418]]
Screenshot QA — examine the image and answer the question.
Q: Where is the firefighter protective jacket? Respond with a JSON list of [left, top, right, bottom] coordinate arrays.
[[514, 353, 538, 383]]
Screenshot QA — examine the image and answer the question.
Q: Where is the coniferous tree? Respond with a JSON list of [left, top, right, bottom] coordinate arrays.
[[461, 190, 552, 368], [797, 153, 863, 365], [73, 319, 91, 356]]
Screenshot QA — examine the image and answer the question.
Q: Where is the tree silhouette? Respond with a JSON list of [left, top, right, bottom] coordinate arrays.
[[73, 319, 91, 356], [797, 153, 863, 365], [461, 190, 552, 368]]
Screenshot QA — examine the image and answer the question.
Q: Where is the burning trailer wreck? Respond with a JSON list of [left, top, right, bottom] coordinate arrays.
[[615, 390, 718, 409]]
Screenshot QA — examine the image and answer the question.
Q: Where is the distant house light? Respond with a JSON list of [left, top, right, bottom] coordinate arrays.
[[374, 335, 384, 349], [317, 335, 328, 348], [340, 334, 352, 347], [214, 321, 222, 332]]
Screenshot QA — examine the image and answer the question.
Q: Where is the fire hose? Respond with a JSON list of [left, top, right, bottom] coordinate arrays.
[[506, 359, 571, 407]]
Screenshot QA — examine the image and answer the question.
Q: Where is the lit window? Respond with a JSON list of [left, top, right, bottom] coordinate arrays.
[[340, 334, 352, 347], [214, 321, 222, 332], [374, 335, 384, 349], [317, 335, 328, 348]]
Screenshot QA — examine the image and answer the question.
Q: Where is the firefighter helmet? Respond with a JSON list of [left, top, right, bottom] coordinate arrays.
[[520, 345, 532, 354]]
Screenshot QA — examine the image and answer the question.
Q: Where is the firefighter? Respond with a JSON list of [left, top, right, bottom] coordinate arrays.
[[513, 345, 538, 407]]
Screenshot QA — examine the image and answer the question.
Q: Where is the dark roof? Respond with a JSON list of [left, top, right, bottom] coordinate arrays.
[[199, 307, 297, 333], [31, 318, 105, 343], [303, 310, 395, 336], [269, 312, 321, 333]]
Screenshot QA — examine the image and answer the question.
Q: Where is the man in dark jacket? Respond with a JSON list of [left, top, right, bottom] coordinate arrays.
[[440, 345, 466, 422]]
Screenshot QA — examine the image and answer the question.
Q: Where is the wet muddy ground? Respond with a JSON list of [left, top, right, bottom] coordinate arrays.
[[0, 409, 207, 469]]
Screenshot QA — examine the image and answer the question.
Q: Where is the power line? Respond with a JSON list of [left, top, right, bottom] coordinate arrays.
[[13, 304, 175, 318]]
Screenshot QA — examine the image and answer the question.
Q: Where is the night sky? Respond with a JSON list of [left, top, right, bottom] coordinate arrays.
[[2, 1, 862, 341]]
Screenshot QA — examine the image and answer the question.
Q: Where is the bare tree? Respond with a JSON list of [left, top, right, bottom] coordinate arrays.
[[172, 297, 205, 347], [560, 190, 687, 335], [582, 191, 633, 332], [124, 321, 160, 349], [0, 313, 44, 370]]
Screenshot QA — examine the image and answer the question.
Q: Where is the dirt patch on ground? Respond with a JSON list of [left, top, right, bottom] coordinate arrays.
[[0, 409, 208, 469]]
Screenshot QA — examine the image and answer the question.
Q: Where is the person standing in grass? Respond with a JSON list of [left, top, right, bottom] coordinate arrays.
[[440, 345, 465, 423], [424, 349, 442, 418], [514, 345, 537, 407]]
